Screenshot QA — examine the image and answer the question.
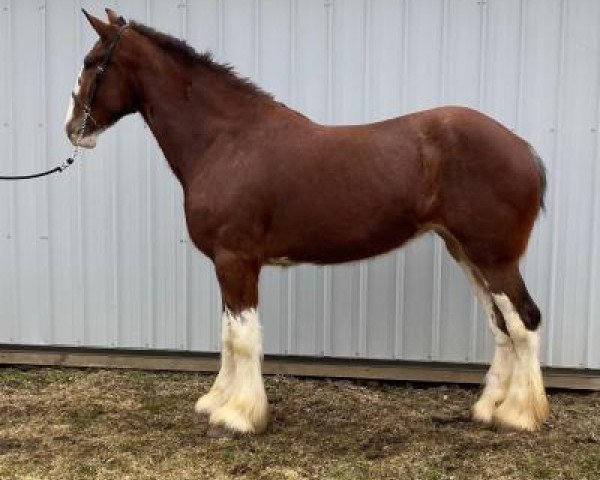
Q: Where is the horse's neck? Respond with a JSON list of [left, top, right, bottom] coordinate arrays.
[[134, 58, 264, 185]]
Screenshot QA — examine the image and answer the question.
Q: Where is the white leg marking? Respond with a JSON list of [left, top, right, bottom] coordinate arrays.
[[459, 264, 515, 424], [472, 323, 514, 424], [209, 308, 268, 433], [195, 311, 235, 415], [491, 293, 549, 431]]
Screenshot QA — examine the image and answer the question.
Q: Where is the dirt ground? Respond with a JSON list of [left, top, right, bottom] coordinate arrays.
[[0, 367, 598, 480]]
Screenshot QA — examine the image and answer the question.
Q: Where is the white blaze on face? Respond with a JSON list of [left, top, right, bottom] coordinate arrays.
[[65, 66, 99, 149], [65, 66, 83, 128]]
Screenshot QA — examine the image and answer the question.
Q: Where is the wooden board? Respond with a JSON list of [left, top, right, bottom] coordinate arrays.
[[0, 346, 598, 390]]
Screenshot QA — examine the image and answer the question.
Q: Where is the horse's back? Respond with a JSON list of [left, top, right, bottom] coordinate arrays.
[[269, 105, 543, 265]]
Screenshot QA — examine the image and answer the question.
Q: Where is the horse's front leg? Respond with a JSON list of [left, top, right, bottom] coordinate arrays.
[[194, 311, 235, 415], [197, 251, 268, 434]]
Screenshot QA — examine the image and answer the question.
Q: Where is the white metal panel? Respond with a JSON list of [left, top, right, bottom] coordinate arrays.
[[0, 0, 599, 369]]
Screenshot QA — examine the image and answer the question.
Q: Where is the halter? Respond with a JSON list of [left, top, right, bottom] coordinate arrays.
[[0, 23, 129, 181]]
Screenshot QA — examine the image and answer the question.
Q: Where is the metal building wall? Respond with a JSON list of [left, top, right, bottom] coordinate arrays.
[[0, 0, 598, 369]]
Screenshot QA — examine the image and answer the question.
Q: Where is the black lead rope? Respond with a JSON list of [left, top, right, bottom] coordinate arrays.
[[0, 159, 75, 181], [0, 22, 129, 182]]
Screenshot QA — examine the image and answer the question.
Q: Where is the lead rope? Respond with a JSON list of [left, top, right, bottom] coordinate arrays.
[[0, 112, 90, 181]]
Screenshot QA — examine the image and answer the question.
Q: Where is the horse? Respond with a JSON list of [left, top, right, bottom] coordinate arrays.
[[66, 9, 549, 435]]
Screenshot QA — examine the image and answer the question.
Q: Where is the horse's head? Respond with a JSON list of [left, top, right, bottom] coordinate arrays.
[[65, 9, 136, 149]]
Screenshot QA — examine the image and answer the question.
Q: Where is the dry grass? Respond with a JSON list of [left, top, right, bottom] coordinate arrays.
[[0, 367, 598, 480]]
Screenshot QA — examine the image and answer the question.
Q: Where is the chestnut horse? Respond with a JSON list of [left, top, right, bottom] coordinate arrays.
[[66, 9, 549, 434]]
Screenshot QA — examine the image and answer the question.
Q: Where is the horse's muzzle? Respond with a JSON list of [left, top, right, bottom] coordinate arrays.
[[69, 132, 97, 149], [66, 117, 97, 149]]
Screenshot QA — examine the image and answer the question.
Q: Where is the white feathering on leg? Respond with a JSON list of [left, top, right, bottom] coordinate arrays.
[[472, 327, 514, 424], [209, 309, 268, 433], [491, 293, 549, 431], [459, 263, 515, 424], [195, 310, 236, 415]]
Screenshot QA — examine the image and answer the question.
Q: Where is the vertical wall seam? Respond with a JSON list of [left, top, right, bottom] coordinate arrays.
[[469, 0, 489, 362], [7, 0, 18, 342], [514, 0, 526, 134], [0, 0, 6, 339], [254, 0, 261, 83], [110, 2, 120, 348], [35, 0, 49, 343], [169, 3, 179, 350], [431, 0, 448, 360], [394, 0, 409, 359], [584, 3, 600, 367], [74, 0, 85, 344], [278, 0, 293, 354], [182, 0, 192, 350], [217, 0, 223, 58], [322, 0, 334, 356], [210, 0, 223, 351], [286, 0, 297, 355], [358, 0, 370, 357], [144, 0, 155, 348], [179, 0, 189, 350], [10, 0, 20, 344], [515, 0, 534, 286], [547, 0, 567, 366], [44, 0, 54, 345], [326, 1, 334, 122]]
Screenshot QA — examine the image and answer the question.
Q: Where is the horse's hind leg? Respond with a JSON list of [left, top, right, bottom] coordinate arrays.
[[480, 264, 549, 431], [462, 266, 515, 425], [473, 315, 515, 424], [438, 232, 515, 425]]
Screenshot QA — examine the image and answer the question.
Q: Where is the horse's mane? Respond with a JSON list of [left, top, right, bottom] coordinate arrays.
[[129, 21, 273, 100]]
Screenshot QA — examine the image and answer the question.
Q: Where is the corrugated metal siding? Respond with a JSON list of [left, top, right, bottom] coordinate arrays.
[[0, 0, 599, 369]]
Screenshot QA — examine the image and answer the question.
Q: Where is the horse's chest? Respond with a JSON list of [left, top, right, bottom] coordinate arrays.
[[184, 189, 259, 258], [183, 197, 221, 257]]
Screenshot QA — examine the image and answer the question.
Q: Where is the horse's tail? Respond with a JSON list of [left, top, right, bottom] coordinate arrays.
[[530, 145, 547, 212]]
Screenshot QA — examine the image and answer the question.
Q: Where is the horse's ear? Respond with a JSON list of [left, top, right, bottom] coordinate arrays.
[[105, 8, 126, 27], [82, 8, 112, 41]]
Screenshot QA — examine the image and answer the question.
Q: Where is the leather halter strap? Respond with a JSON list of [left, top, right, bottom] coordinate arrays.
[[76, 23, 130, 127]]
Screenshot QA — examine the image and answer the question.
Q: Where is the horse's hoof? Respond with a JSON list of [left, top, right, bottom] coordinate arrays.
[[209, 406, 264, 434], [472, 399, 495, 425], [195, 393, 221, 416], [492, 398, 547, 432]]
